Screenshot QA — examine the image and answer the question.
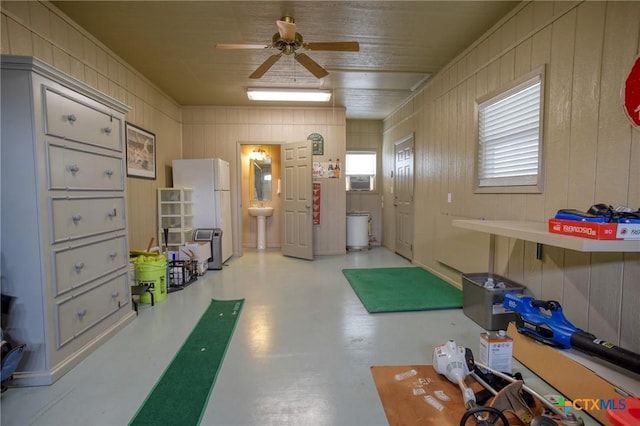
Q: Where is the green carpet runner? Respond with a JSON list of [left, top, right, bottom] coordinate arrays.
[[129, 298, 244, 426], [342, 267, 461, 313]]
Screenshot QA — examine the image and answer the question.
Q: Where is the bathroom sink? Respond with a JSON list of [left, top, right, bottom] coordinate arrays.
[[248, 206, 274, 217], [249, 207, 274, 250]]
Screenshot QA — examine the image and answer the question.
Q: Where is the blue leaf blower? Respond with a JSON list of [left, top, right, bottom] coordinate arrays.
[[503, 293, 640, 375]]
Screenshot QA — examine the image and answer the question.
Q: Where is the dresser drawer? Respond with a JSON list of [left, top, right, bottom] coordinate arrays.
[[52, 234, 128, 297], [47, 142, 125, 191], [43, 87, 123, 152], [50, 196, 126, 243], [55, 273, 128, 349]]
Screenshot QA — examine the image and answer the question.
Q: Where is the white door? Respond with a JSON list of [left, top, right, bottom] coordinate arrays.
[[394, 135, 414, 260], [281, 141, 313, 260]]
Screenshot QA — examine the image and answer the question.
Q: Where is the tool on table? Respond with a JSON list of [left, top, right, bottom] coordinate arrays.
[[504, 293, 640, 375], [433, 340, 509, 425], [487, 381, 536, 424], [471, 359, 584, 426], [434, 340, 585, 426], [555, 204, 640, 223]]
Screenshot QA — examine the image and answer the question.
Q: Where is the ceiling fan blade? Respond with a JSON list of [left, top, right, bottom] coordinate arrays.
[[249, 54, 282, 79], [276, 19, 297, 41], [215, 43, 270, 50], [295, 53, 329, 79], [303, 41, 360, 52]]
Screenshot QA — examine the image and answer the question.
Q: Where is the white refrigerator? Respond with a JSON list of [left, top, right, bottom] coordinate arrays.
[[172, 158, 233, 263]]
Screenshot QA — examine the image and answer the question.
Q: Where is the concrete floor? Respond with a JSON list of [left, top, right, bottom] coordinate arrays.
[[1, 248, 598, 426]]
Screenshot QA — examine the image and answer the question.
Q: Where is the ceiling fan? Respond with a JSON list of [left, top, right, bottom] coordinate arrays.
[[215, 16, 359, 79]]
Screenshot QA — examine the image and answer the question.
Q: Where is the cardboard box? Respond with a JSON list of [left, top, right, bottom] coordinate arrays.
[[549, 219, 640, 240], [549, 219, 618, 240], [507, 322, 634, 425], [179, 242, 211, 262], [616, 222, 640, 239]]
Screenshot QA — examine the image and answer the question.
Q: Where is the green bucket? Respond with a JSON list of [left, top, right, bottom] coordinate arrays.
[[134, 255, 167, 304]]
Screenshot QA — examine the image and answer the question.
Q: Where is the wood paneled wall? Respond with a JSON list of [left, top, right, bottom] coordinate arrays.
[[181, 107, 347, 256], [346, 120, 383, 246], [383, 1, 640, 351], [5, 1, 638, 350], [1, 1, 182, 250]]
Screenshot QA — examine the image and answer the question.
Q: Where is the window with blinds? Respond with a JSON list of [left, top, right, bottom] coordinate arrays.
[[345, 151, 377, 191], [477, 69, 544, 191]]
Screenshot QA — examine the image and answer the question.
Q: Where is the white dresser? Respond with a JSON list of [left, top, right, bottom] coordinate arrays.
[[1, 55, 136, 386]]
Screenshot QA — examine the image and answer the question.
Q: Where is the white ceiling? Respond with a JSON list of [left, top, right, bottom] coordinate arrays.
[[52, 1, 519, 119]]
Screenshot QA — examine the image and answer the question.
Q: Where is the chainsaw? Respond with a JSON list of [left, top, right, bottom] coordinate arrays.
[[503, 293, 640, 375]]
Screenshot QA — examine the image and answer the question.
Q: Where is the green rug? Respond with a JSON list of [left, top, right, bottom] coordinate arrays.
[[342, 267, 462, 313], [129, 298, 244, 426]]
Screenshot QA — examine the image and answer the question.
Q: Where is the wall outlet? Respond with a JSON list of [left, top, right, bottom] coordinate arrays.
[[447, 193, 452, 203]]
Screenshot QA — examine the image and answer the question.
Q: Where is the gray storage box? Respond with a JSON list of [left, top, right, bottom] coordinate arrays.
[[462, 273, 525, 331]]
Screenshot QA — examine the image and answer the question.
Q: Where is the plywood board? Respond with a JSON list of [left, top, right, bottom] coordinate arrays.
[[371, 364, 558, 426], [370, 365, 473, 426], [507, 322, 632, 425]]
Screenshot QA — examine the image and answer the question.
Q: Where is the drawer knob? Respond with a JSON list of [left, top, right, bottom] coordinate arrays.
[[102, 127, 112, 135], [109, 251, 117, 258], [66, 114, 77, 123], [67, 164, 80, 174], [72, 214, 82, 223], [74, 262, 84, 271], [105, 169, 114, 177], [107, 208, 117, 218], [77, 309, 87, 318], [111, 291, 119, 298]]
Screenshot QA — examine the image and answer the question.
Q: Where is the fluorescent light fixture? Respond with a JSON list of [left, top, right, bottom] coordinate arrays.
[[247, 88, 331, 102]]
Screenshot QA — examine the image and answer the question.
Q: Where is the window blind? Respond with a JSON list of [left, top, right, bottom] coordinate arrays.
[[345, 152, 376, 176], [478, 76, 542, 187]]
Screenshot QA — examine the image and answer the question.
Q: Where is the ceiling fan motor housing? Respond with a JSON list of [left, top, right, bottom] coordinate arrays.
[[272, 32, 303, 53]]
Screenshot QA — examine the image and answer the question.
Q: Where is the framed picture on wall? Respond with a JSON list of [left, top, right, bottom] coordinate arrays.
[[126, 122, 156, 179]]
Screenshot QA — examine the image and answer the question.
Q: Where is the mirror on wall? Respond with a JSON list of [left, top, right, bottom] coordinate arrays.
[[251, 158, 272, 202]]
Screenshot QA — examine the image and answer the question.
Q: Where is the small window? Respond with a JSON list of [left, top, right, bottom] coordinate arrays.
[[476, 67, 545, 192], [345, 151, 376, 191]]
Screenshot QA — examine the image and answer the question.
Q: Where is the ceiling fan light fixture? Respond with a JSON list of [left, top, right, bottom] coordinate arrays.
[[247, 88, 331, 102]]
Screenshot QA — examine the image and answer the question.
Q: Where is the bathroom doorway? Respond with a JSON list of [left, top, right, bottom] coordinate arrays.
[[237, 142, 282, 255]]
